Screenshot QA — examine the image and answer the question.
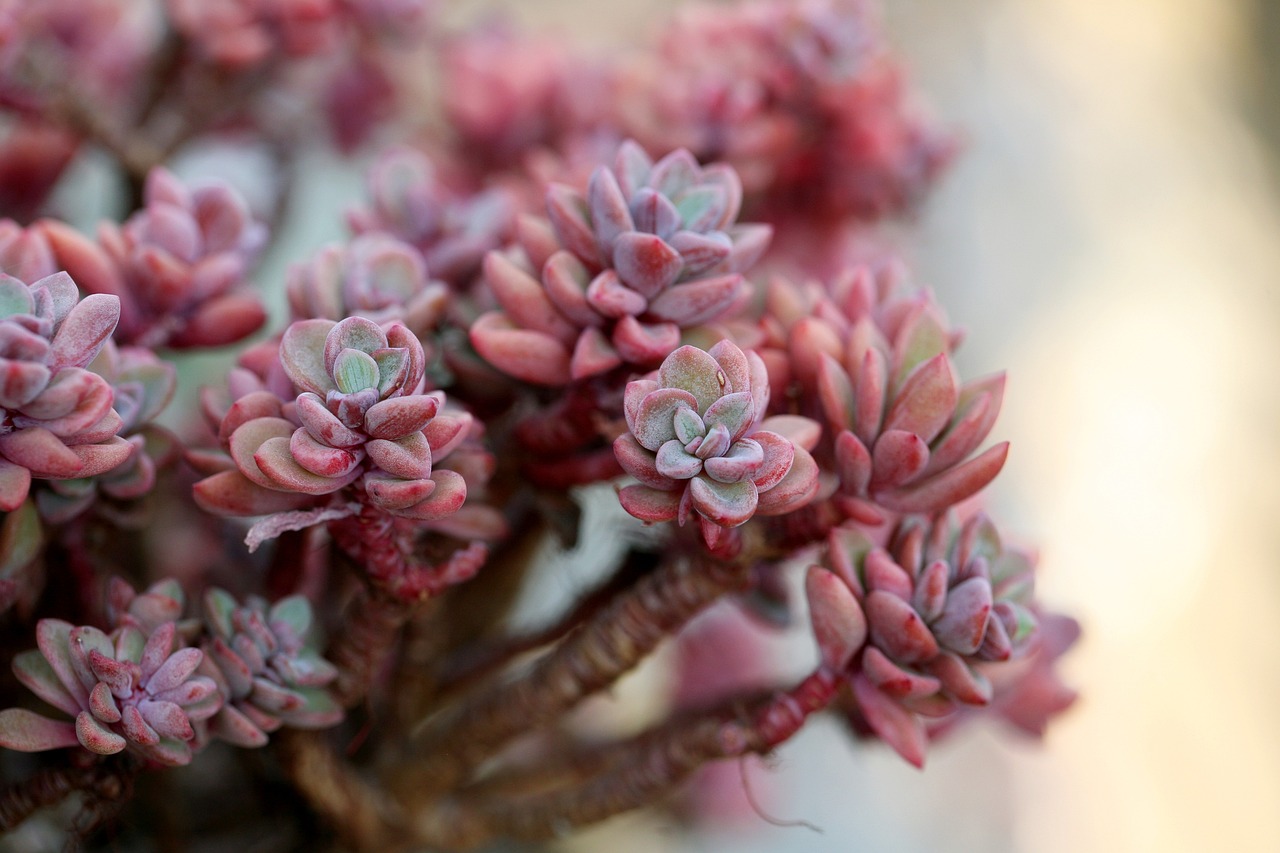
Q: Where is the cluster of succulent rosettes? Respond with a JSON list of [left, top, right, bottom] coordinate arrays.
[[198, 588, 341, 748], [614, 341, 820, 549], [471, 141, 772, 386], [286, 233, 449, 337], [36, 343, 177, 524], [1, 615, 221, 766], [612, 0, 952, 220], [763, 267, 1007, 524], [194, 316, 470, 526], [347, 146, 516, 285], [806, 514, 1039, 767], [0, 272, 133, 513], [41, 167, 267, 350]]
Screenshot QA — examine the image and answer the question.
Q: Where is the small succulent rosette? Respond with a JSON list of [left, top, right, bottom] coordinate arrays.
[[198, 588, 342, 747], [804, 514, 1041, 767], [614, 340, 820, 549], [35, 342, 177, 523], [470, 141, 772, 385], [0, 271, 132, 513], [347, 146, 515, 285], [192, 316, 473, 539], [41, 167, 268, 349], [1, 616, 222, 767], [764, 267, 1008, 524], [286, 233, 450, 337]]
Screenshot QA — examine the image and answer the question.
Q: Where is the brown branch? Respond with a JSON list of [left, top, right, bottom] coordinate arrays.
[[412, 669, 840, 850], [400, 552, 755, 798], [0, 758, 136, 834], [326, 586, 415, 708], [275, 730, 408, 853]]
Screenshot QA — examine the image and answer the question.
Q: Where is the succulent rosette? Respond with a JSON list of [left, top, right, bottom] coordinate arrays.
[[0, 616, 222, 766], [764, 268, 1008, 524], [470, 141, 772, 385], [198, 588, 342, 747], [286, 233, 449, 337], [0, 271, 133, 512], [347, 147, 516, 285], [614, 340, 820, 548], [41, 167, 268, 349], [805, 514, 1041, 766], [193, 316, 471, 528], [35, 342, 177, 523]]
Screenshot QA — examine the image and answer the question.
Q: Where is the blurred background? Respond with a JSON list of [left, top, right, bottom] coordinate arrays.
[[440, 0, 1280, 851]]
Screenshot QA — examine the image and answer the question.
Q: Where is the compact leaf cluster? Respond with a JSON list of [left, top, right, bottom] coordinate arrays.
[[0, 1, 1078, 850]]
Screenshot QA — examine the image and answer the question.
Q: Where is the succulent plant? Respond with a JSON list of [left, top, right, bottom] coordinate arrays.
[[199, 588, 342, 747], [193, 316, 471, 527], [287, 233, 449, 336], [0, 271, 133, 512], [1, 616, 222, 766], [764, 267, 1007, 524], [614, 340, 820, 548], [347, 147, 516, 285], [471, 141, 772, 385], [164, 0, 340, 69], [35, 342, 177, 523], [41, 167, 268, 349], [807, 514, 1040, 766]]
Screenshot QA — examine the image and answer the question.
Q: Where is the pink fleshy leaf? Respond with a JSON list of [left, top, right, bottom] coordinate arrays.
[[755, 445, 819, 516], [214, 703, 269, 747], [47, 291, 119, 370], [0, 459, 31, 511], [863, 548, 914, 601], [875, 442, 1009, 513], [805, 566, 865, 670], [613, 434, 670, 489], [570, 327, 623, 380], [289, 428, 362, 478], [758, 415, 822, 452], [546, 185, 601, 266], [585, 270, 646, 319], [883, 353, 958, 445], [76, 710, 127, 754], [422, 413, 471, 459], [38, 219, 129, 301], [67, 438, 132, 477], [279, 319, 338, 395], [393, 469, 466, 520], [923, 652, 992, 705], [0, 708, 80, 752], [870, 430, 929, 490], [484, 252, 576, 340], [930, 577, 993, 656], [469, 311, 572, 385], [0, 427, 82, 477], [173, 293, 267, 348], [587, 167, 634, 251], [254, 437, 360, 495], [612, 232, 682, 299], [633, 387, 698, 451], [365, 474, 436, 510], [647, 274, 744, 326], [611, 316, 680, 364], [688, 476, 757, 527], [228, 417, 297, 489], [702, 438, 763, 484], [750, 431, 795, 492], [862, 646, 941, 699], [295, 392, 362, 448], [12, 650, 79, 715], [542, 250, 601, 327], [850, 674, 926, 768], [865, 590, 938, 665], [617, 483, 681, 523], [193, 469, 319, 517], [366, 432, 433, 480], [364, 395, 438, 441]]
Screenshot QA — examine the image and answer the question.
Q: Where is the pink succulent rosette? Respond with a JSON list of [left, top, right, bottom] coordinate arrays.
[[286, 232, 449, 337], [0, 272, 133, 512], [613, 340, 820, 549], [805, 513, 1046, 767], [41, 167, 268, 350], [472, 141, 772, 385], [0, 616, 222, 767], [764, 267, 1008, 524], [192, 316, 473, 532], [198, 588, 342, 748], [347, 147, 516, 285]]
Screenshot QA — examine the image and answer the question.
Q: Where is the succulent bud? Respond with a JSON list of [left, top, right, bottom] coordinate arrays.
[[615, 340, 819, 548], [0, 272, 132, 512], [3, 616, 222, 766], [199, 588, 342, 747], [471, 141, 771, 385]]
